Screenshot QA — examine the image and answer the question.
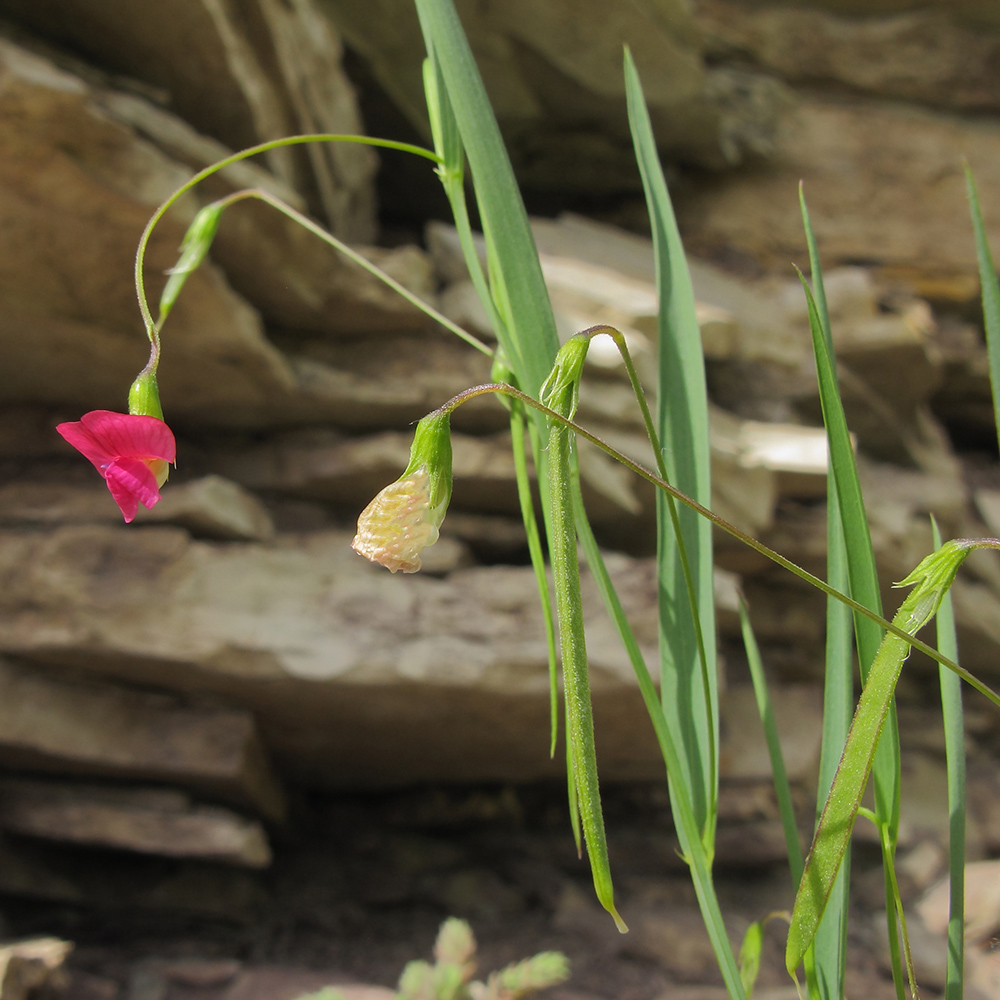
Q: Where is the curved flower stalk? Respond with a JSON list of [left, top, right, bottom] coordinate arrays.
[[352, 411, 453, 573]]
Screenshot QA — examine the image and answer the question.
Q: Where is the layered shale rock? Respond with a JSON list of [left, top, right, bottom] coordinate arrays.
[[0, 0, 999, 896]]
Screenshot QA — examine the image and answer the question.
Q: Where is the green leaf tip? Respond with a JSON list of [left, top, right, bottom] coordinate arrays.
[[601, 892, 628, 934], [158, 201, 224, 324]]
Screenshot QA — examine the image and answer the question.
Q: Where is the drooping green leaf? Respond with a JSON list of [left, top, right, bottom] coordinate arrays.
[[541, 338, 626, 933]]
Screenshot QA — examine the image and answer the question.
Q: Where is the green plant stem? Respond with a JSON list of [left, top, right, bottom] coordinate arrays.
[[134, 133, 442, 343], [431, 382, 1000, 708], [220, 189, 492, 356]]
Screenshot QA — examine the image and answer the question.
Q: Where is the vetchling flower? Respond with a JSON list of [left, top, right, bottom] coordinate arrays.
[[56, 410, 176, 523], [352, 411, 453, 573]]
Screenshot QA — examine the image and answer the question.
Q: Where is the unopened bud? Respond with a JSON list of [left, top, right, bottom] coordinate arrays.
[[352, 412, 453, 573]]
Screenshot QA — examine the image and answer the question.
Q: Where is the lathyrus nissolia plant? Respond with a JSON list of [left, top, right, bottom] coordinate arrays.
[[59, 3, 1000, 994]]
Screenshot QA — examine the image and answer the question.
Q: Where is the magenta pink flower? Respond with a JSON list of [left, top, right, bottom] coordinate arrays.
[[56, 410, 176, 523]]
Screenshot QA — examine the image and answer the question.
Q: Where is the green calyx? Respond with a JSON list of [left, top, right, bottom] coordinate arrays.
[[403, 411, 454, 517], [128, 370, 165, 420], [892, 538, 975, 633], [540, 336, 591, 420]]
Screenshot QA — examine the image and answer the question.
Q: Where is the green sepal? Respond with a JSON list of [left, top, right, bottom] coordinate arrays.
[[540, 336, 590, 419], [402, 411, 454, 517], [127, 369, 164, 420], [892, 539, 974, 634]]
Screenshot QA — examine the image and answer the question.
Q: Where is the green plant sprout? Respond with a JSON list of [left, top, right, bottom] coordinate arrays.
[[53, 2, 1000, 997], [291, 919, 568, 1000], [395, 917, 569, 1000]]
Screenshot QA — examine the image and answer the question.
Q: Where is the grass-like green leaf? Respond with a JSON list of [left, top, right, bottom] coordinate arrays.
[[413, 0, 559, 401], [623, 49, 743, 999], [965, 164, 1000, 442], [624, 47, 718, 846], [798, 191, 852, 1000], [791, 265, 905, 983], [787, 540, 976, 975], [932, 518, 965, 1000], [738, 599, 803, 883], [793, 194, 903, 984]]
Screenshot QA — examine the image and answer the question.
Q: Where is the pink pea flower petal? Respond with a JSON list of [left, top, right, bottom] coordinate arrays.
[[105, 458, 163, 522], [56, 410, 177, 523]]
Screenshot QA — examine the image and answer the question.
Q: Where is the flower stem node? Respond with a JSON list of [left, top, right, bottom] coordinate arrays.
[[352, 412, 453, 573]]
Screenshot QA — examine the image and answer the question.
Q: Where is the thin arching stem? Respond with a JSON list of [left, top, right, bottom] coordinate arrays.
[[134, 134, 442, 340], [433, 382, 1000, 710]]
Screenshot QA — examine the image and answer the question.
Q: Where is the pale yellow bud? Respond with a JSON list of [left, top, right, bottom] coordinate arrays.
[[351, 467, 443, 573]]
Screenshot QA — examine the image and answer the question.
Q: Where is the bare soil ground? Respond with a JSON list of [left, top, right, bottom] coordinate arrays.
[[0, 783, 907, 1000]]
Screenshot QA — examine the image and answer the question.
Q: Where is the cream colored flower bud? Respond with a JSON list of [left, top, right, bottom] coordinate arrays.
[[352, 466, 443, 573], [352, 411, 453, 574]]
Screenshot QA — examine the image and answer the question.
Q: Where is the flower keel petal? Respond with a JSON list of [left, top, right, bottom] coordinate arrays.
[[104, 458, 162, 522]]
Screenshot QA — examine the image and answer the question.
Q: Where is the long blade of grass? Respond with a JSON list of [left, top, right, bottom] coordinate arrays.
[[808, 496, 852, 1000], [965, 164, 1000, 439], [797, 197, 899, 832], [572, 493, 747, 999], [933, 519, 965, 1000], [792, 266, 906, 986], [624, 48, 718, 845], [506, 395, 560, 758], [414, 0, 559, 401], [738, 598, 803, 883], [422, 56, 505, 343], [799, 195, 853, 1000]]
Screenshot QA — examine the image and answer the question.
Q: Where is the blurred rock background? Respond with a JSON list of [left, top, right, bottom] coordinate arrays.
[[1, 1, 1000, 997]]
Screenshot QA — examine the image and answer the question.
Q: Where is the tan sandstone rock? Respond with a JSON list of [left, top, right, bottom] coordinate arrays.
[[2, 0, 377, 238], [0, 778, 272, 868], [0, 657, 285, 821], [675, 92, 1000, 282]]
